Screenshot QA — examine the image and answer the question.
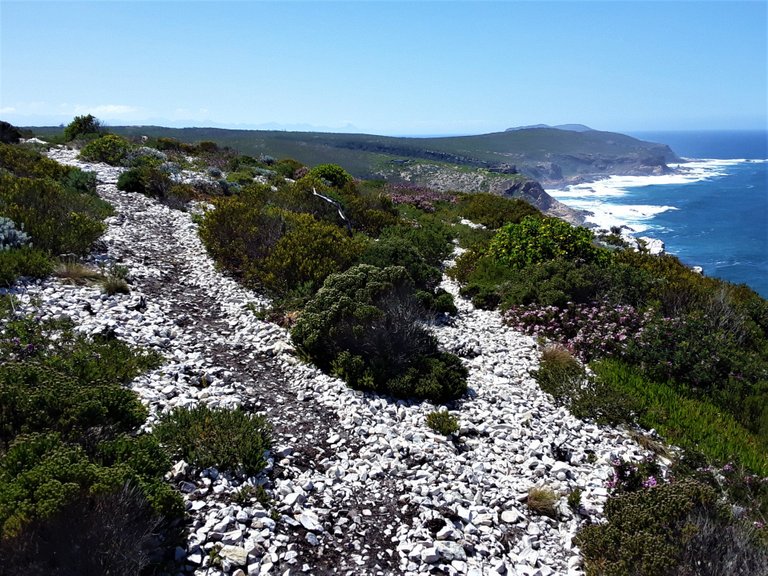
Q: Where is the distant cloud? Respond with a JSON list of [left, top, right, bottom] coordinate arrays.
[[0, 107, 16, 114]]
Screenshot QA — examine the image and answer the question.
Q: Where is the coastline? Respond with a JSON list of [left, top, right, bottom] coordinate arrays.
[[545, 158, 763, 234], [545, 158, 768, 296]]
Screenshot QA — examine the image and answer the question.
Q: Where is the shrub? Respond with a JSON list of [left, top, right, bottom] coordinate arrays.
[[507, 300, 651, 362], [567, 487, 583, 511], [153, 405, 271, 476], [527, 486, 558, 518], [488, 215, 609, 270], [591, 360, 768, 475], [308, 163, 353, 188], [0, 217, 30, 250], [117, 164, 172, 198], [259, 212, 367, 295], [0, 482, 174, 576], [360, 235, 441, 291], [0, 121, 22, 145], [198, 187, 283, 281], [0, 142, 69, 180], [291, 264, 467, 401], [533, 346, 639, 426], [426, 410, 459, 435], [576, 478, 768, 576], [63, 114, 102, 141], [79, 134, 131, 165], [0, 247, 53, 286], [456, 193, 541, 229]]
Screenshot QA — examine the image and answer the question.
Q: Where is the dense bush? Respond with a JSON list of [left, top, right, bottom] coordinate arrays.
[[488, 215, 609, 270], [0, 482, 170, 576], [0, 309, 181, 549], [0, 142, 70, 180], [455, 193, 541, 229], [259, 211, 367, 295], [307, 163, 353, 188], [577, 477, 767, 576], [360, 236, 442, 291], [590, 360, 768, 475], [154, 405, 271, 476], [79, 134, 132, 165], [63, 114, 103, 141], [0, 247, 53, 286], [0, 121, 22, 145], [291, 264, 467, 401], [508, 300, 651, 361]]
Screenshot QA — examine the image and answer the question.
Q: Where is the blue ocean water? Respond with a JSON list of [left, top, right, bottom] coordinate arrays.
[[549, 131, 768, 298]]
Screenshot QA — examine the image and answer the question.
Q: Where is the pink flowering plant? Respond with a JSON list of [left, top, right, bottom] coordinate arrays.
[[506, 300, 652, 361], [606, 455, 663, 495], [385, 183, 456, 212]]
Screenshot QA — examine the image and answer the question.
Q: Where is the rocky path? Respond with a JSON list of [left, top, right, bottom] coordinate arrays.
[[14, 147, 656, 575]]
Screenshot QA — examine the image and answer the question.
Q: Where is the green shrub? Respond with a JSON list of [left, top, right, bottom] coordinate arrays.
[[360, 235, 441, 291], [0, 315, 161, 449], [0, 247, 53, 286], [426, 410, 459, 435], [567, 487, 583, 511], [198, 187, 283, 280], [63, 114, 102, 141], [380, 217, 454, 267], [576, 478, 767, 576], [154, 405, 271, 476], [533, 346, 639, 426], [259, 211, 367, 295], [456, 193, 541, 229], [0, 172, 110, 255], [488, 215, 609, 270], [308, 163, 353, 188], [79, 134, 131, 165], [291, 264, 467, 401], [0, 142, 69, 180]]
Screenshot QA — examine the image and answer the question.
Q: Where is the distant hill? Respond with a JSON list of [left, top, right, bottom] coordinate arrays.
[[29, 124, 680, 224], [506, 123, 594, 132]]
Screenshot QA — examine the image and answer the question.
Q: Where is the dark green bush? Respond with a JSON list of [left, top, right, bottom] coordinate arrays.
[[79, 134, 132, 165], [291, 264, 467, 401], [0, 121, 22, 145], [154, 405, 271, 476], [63, 114, 102, 141], [360, 236, 441, 291], [576, 478, 767, 576], [308, 163, 353, 188], [0, 482, 174, 576], [380, 216, 454, 267]]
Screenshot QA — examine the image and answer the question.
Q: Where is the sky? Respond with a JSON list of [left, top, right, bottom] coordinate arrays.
[[1, 0, 766, 136]]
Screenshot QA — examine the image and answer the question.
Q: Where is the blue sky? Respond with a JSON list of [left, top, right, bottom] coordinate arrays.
[[1, 1, 766, 135]]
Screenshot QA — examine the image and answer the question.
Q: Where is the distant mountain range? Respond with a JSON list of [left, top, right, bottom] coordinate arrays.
[[506, 123, 594, 132]]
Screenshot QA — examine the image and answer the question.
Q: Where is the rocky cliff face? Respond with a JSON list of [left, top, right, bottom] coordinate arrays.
[[375, 161, 586, 225]]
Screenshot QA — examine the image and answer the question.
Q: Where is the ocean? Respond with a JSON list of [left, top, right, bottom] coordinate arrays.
[[547, 130, 768, 298]]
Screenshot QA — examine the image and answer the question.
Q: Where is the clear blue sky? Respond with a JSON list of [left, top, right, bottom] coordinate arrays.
[[1, 0, 766, 135]]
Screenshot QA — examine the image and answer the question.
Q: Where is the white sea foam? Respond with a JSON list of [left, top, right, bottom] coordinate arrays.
[[547, 159, 751, 234]]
